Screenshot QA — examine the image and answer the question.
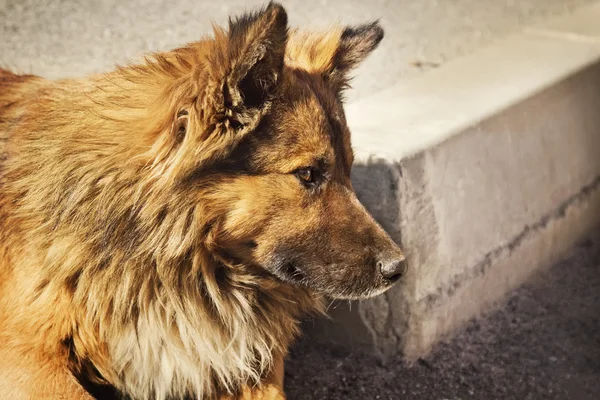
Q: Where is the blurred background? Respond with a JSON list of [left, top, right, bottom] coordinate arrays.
[[2, 1, 599, 399]]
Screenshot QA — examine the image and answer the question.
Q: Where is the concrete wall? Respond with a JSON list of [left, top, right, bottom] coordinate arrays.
[[306, 3, 600, 359]]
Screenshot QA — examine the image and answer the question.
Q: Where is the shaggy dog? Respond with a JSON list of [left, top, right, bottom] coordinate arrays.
[[0, 3, 407, 399]]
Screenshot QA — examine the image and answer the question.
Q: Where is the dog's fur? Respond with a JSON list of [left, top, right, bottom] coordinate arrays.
[[0, 3, 405, 399]]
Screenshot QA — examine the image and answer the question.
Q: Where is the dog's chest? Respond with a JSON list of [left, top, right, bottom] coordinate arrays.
[[105, 300, 294, 399]]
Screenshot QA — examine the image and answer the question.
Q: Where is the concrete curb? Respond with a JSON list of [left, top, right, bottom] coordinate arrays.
[[305, 2, 600, 359]]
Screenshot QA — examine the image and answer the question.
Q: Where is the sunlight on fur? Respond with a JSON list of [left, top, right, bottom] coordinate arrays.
[[0, 2, 404, 399]]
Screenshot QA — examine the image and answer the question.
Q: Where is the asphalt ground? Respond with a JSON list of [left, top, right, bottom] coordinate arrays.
[[285, 228, 600, 399]]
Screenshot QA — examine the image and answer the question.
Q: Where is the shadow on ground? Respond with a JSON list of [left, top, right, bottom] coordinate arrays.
[[286, 228, 600, 400]]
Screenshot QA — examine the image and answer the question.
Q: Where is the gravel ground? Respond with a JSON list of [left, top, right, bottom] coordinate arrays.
[[0, 0, 596, 102], [285, 228, 600, 399]]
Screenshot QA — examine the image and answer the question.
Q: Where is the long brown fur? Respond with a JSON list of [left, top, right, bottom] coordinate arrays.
[[0, 3, 404, 399]]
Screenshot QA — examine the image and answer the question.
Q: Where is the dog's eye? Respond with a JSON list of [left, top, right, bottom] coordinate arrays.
[[296, 167, 316, 185], [174, 110, 188, 142]]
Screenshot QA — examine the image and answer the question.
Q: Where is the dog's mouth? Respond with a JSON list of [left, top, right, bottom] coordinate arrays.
[[272, 259, 306, 284], [260, 257, 398, 300]]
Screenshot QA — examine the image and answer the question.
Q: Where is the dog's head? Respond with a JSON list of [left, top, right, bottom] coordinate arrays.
[[151, 3, 406, 299]]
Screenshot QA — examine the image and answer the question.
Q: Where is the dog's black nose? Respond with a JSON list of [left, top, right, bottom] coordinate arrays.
[[379, 257, 408, 282]]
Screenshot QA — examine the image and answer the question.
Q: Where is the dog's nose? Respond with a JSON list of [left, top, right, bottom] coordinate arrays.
[[378, 257, 408, 282]]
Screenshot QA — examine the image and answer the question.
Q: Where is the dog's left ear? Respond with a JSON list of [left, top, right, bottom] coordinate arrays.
[[328, 22, 384, 91], [211, 2, 288, 130]]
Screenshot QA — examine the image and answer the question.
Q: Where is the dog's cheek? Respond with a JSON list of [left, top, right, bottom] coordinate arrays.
[[250, 216, 319, 274], [211, 179, 294, 263]]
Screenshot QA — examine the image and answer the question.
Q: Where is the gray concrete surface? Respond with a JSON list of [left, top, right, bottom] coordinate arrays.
[[307, 3, 600, 359], [0, 0, 595, 103], [287, 228, 600, 399]]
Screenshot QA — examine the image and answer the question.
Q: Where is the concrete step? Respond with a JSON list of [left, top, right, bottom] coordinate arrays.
[[307, 2, 600, 359]]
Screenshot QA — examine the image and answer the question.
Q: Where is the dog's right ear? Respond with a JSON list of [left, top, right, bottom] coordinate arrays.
[[285, 22, 383, 94], [209, 2, 288, 131]]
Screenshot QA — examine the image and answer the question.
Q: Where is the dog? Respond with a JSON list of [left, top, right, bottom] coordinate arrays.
[[0, 3, 407, 399]]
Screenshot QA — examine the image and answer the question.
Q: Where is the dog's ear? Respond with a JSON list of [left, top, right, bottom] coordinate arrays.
[[330, 22, 384, 86], [210, 2, 288, 130], [286, 21, 383, 93]]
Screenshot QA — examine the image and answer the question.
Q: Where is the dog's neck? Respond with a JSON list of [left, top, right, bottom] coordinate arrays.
[[67, 253, 323, 399], [10, 196, 322, 399], [46, 246, 319, 399]]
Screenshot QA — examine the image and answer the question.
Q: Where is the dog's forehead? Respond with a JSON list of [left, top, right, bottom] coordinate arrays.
[[274, 71, 353, 173]]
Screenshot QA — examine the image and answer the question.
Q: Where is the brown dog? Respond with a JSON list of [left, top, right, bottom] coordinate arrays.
[[0, 3, 406, 399]]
